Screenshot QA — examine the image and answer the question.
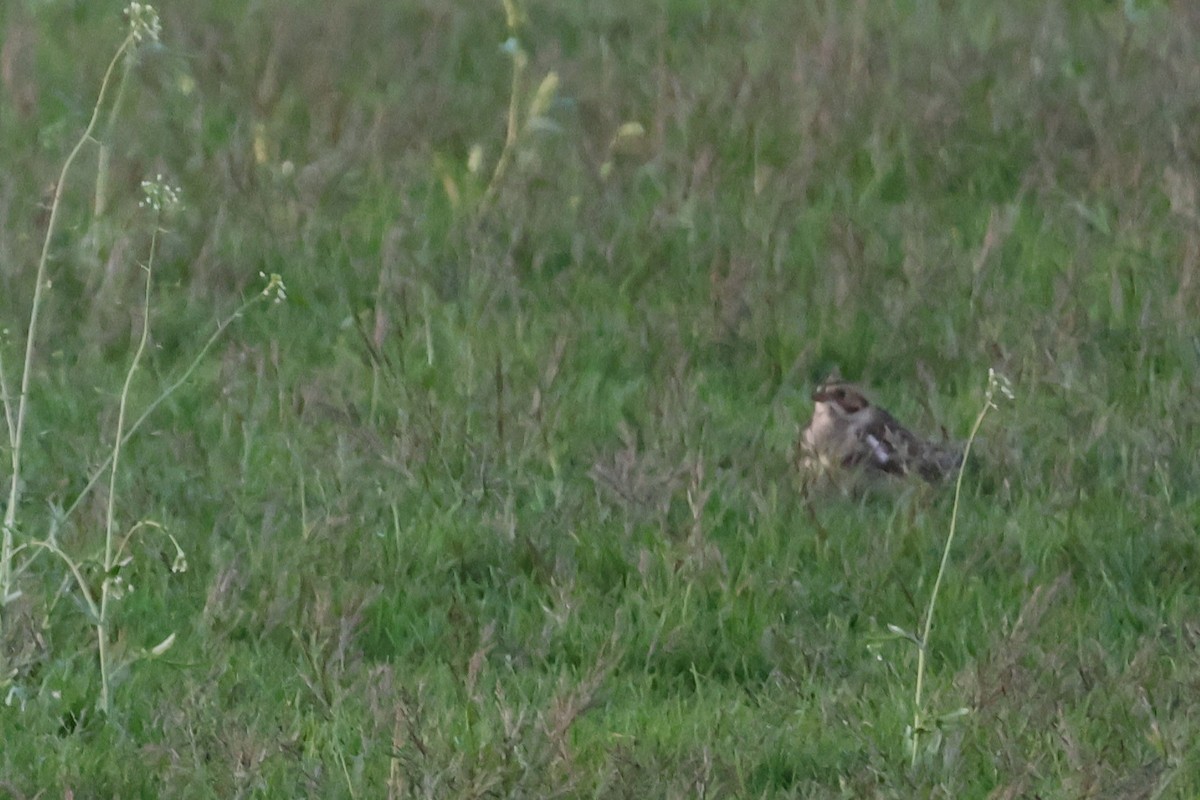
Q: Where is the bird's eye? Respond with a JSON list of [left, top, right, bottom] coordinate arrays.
[[832, 388, 844, 400]]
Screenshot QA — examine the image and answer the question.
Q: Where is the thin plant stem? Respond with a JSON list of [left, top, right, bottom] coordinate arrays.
[[97, 221, 158, 715], [93, 52, 135, 223], [910, 376, 1004, 766], [6, 295, 261, 589], [63, 296, 264, 527], [0, 353, 15, 460], [18, 539, 99, 623], [2, 31, 138, 610], [478, 0, 525, 215]]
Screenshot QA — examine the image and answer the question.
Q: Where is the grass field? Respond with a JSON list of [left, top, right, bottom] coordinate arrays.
[[1, 1, 1198, 796]]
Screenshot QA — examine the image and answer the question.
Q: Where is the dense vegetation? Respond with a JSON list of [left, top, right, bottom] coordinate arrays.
[[0, 1, 1196, 795]]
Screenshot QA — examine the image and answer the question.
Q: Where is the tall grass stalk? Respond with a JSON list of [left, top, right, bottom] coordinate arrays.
[[477, 0, 558, 218], [89, 29, 137, 232], [478, 0, 527, 215], [0, 4, 159, 621], [94, 186, 163, 713], [909, 368, 1011, 766]]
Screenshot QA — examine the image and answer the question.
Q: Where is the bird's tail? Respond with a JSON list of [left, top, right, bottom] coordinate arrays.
[[917, 442, 965, 482]]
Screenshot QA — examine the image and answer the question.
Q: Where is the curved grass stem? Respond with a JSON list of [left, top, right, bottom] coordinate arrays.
[[910, 369, 1010, 766]]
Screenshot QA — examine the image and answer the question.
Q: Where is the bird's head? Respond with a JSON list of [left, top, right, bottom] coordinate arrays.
[[811, 379, 870, 417]]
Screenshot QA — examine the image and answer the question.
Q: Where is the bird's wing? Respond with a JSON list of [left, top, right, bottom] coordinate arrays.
[[851, 410, 923, 476], [870, 412, 966, 481]]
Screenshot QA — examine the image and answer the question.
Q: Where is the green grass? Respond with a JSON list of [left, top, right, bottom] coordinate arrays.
[[1, 0, 1198, 795]]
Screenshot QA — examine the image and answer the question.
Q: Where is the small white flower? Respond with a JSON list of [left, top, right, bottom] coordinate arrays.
[[259, 272, 287, 304], [986, 368, 1014, 403], [139, 175, 182, 213], [105, 574, 132, 600], [125, 3, 161, 44]]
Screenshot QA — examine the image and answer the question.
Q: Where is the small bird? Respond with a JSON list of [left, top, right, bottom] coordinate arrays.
[[798, 376, 962, 484]]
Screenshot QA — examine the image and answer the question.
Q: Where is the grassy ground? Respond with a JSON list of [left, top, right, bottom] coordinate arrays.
[[1, 0, 1198, 796]]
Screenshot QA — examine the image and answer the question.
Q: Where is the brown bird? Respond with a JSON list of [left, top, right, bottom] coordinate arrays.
[[798, 376, 962, 484]]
